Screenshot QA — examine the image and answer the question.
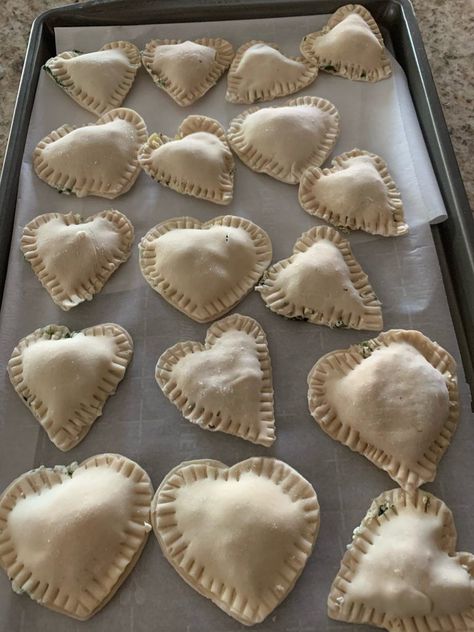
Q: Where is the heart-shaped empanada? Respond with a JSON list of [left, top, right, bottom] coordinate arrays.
[[21, 210, 134, 311], [0, 453, 153, 620], [152, 457, 320, 625], [44, 41, 141, 116], [139, 215, 272, 323], [301, 4, 391, 82], [225, 40, 318, 104], [256, 225, 382, 330], [329, 488, 474, 631], [307, 330, 458, 491], [141, 38, 234, 106], [138, 115, 234, 205], [33, 107, 147, 198], [299, 149, 408, 236], [8, 323, 133, 451], [227, 96, 339, 184], [156, 314, 275, 446]]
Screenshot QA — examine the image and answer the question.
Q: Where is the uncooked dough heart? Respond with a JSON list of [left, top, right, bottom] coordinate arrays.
[[256, 225, 382, 330], [152, 457, 320, 625], [308, 329, 459, 490], [225, 40, 318, 104], [0, 454, 153, 620], [44, 41, 141, 115], [138, 115, 234, 205], [298, 149, 408, 236], [139, 215, 272, 322], [300, 4, 391, 82], [21, 210, 134, 310], [33, 107, 147, 198], [227, 95, 339, 184], [141, 38, 234, 106], [8, 323, 133, 451], [156, 314, 275, 446], [329, 488, 474, 631]]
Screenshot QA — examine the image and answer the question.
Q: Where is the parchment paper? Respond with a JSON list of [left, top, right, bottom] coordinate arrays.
[[0, 13, 472, 632]]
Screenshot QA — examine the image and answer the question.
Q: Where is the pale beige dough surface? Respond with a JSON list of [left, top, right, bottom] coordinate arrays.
[[4, 1, 471, 204]]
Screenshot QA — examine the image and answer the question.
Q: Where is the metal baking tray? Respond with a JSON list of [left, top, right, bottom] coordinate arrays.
[[0, 0, 473, 392], [0, 2, 473, 631]]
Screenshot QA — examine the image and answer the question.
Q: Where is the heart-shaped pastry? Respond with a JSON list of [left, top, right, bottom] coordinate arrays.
[[33, 107, 148, 198], [152, 457, 320, 625], [21, 210, 134, 310], [300, 4, 391, 82], [299, 149, 408, 236], [0, 453, 153, 620], [44, 41, 141, 116], [138, 115, 234, 205], [7, 323, 133, 451], [156, 314, 275, 446], [225, 40, 318, 104], [227, 96, 339, 184], [139, 215, 272, 323], [329, 488, 474, 631], [307, 329, 459, 491], [141, 38, 234, 106], [256, 225, 382, 330]]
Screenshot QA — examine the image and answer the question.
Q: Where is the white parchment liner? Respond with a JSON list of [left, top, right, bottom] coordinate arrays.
[[0, 13, 472, 632]]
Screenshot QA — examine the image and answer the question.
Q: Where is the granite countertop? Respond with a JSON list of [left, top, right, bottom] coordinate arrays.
[[0, 0, 472, 207]]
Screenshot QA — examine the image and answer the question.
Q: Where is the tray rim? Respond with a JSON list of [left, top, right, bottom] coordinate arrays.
[[0, 0, 473, 396]]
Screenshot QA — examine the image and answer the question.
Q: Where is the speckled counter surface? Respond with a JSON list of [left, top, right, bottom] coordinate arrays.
[[0, 0, 472, 206]]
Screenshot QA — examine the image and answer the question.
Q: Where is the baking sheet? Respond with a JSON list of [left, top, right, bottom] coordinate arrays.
[[0, 12, 473, 632]]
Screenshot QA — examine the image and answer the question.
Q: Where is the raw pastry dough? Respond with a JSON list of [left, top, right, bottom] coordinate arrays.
[[227, 96, 339, 184], [7, 323, 133, 451], [307, 329, 458, 491], [300, 4, 391, 82], [21, 210, 134, 310], [0, 454, 153, 620], [156, 314, 275, 446], [43, 41, 141, 116], [299, 149, 408, 236], [138, 115, 234, 205], [256, 225, 382, 330], [139, 215, 272, 323], [33, 107, 147, 198], [328, 488, 474, 630], [225, 40, 318, 104], [152, 457, 320, 625], [141, 38, 234, 106]]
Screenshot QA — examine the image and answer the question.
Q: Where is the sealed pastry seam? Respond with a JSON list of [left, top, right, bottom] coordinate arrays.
[[300, 4, 392, 82], [151, 457, 320, 625], [307, 330, 459, 491], [21, 210, 134, 310], [225, 40, 318, 104], [33, 107, 148, 199], [139, 215, 272, 323], [156, 314, 275, 446], [227, 96, 340, 184], [299, 149, 408, 236], [256, 225, 382, 330], [138, 115, 234, 205], [7, 324, 133, 451], [141, 38, 234, 106], [328, 488, 474, 630], [0, 454, 153, 620], [43, 41, 141, 116]]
